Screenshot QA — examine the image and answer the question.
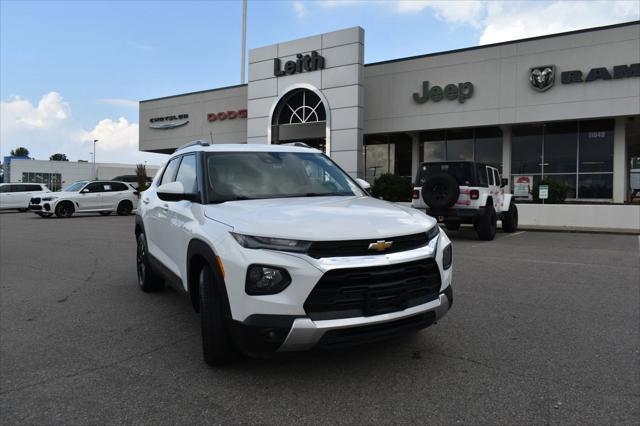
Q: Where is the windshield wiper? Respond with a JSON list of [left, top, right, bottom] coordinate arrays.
[[303, 192, 350, 197]]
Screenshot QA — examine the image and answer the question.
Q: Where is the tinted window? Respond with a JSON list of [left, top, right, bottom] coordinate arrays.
[[175, 154, 197, 193], [84, 182, 104, 193], [476, 164, 488, 187], [110, 182, 129, 191], [417, 162, 475, 186], [0, 185, 9, 193], [446, 128, 474, 161], [579, 119, 613, 173], [512, 125, 543, 174], [160, 157, 181, 186], [493, 169, 501, 186], [26, 184, 42, 191], [475, 127, 503, 171], [544, 122, 577, 173], [487, 167, 495, 185]]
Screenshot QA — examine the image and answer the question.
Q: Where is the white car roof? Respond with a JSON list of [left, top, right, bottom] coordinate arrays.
[[175, 142, 321, 156]]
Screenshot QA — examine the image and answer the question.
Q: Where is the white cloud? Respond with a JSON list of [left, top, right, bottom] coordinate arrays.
[[479, 1, 640, 45], [293, 0, 306, 18], [98, 98, 139, 108], [316, 0, 638, 44], [1, 92, 165, 165]]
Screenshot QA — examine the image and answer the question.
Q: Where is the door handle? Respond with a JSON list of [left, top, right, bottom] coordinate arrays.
[[161, 204, 169, 210], [142, 198, 150, 204]]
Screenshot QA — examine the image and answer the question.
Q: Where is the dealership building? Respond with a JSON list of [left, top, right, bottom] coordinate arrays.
[[139, 22, 640, 229]]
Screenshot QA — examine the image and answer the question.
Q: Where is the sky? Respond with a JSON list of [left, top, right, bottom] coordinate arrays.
[[1, 0, 638, 165]]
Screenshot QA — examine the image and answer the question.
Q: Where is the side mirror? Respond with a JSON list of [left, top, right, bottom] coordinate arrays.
[[157, 181, 198, 202], [501, 178, 509, 187], [81, 188, 89, 193], [355, 178, 371, 191]]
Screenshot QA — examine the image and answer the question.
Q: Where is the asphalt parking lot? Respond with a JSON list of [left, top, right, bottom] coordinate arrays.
[[1, 211, 638, 425]]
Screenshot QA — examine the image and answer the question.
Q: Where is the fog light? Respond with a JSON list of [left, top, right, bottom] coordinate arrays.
[[442, 244, 452, 270], [245, 265, 291, 295]]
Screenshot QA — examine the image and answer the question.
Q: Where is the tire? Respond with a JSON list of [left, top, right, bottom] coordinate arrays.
[[445, 221, 461, 231], [55, 201, 74, 218], [117, 200, 133, 216], [198, 264, 240, 366], [421, 172, 460, 210], [99, 211, 112, 216], [136, 233, 164, 292], [475, 204, 497, 241], [502, 202, 518, 233]]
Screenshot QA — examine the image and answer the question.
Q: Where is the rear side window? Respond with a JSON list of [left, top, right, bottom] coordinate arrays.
[[110, 182, 129, 191], [159, 157, 181, 186], [476, 164, 488, 187], [487, 167, 495, 186], [25, 184, 42, 191], [174, 154, 197, 193], [0, 185, 9, 193]]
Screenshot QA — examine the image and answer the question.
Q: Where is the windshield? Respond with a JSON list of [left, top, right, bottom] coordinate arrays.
[[205, 151, 364, 202], [62, 181, 87, 192]]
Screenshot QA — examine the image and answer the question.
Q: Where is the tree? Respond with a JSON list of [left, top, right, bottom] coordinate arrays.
[[49, 153, 69, 161], [10, 147, 29, 157], [135, 163, 149, 192]]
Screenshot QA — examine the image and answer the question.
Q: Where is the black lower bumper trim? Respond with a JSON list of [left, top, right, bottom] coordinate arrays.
[[229, 314, 301, 353], [29, 204, 42, 211]]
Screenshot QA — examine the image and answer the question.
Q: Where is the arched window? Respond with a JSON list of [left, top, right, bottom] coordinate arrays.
[[272, 89, 326, 125]]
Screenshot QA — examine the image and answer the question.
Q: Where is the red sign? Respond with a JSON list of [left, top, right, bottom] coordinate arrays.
[[207, 109, 247, 122]]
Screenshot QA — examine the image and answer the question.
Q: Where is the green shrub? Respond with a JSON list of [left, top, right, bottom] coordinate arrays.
[[532, 177, 571, 203], [370, 173, 412, 202]]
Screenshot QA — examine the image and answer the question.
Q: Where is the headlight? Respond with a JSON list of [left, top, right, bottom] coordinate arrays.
[[245, 264, 291, 295], [230, 232, 311, 253], [426, 224, 440, 241], [42, 196, 57, 201], [442, 244, 452, 270]]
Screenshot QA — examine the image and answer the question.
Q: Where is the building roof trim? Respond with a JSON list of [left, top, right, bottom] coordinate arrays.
[[140, 83, 248, 104], [365, 20, 639, 67]]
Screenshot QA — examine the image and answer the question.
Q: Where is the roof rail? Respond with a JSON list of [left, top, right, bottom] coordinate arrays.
[[282, 142, 311, 148], [175, 140, 210, 153]]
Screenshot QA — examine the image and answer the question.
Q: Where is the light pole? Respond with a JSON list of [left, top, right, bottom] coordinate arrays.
[[93, 139, 98, 180]]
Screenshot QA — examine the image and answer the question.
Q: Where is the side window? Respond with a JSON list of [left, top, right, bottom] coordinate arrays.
[[476, 165, 488, 187], [174, 154, 197, 193], [84, 182, 104, 193], [159, 157, 181, 186], [0, 185, 9, 193], [493, 169, 501, 187], [487, 167, 495, 186], [111, 182, 128, 191]]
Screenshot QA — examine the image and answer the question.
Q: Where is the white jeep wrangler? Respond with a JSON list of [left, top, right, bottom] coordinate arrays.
[[411, 161, 518, 240]]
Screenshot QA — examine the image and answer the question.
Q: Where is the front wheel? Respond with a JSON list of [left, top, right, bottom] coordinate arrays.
[[136, 233, 163, 292], [475, 205, 497, 241], [502, 202, 519, 233], [55, 202, 74, 218], [199, 265, 240, 366]]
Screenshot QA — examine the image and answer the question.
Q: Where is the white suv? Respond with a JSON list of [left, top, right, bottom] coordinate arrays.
[[29, 180, 138, 218], [0, 183, 50, 211], [412, 161, 518, 240], [136, 142, 453, 366]]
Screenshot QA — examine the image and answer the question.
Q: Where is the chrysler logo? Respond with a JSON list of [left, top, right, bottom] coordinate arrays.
[[368, 240, 393, 252], [149, 114, 189, 130], [530, 65, 555, 92]]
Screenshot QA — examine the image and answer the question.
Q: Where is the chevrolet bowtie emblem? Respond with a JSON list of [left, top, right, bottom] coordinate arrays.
[[368, 240, 393, 251]]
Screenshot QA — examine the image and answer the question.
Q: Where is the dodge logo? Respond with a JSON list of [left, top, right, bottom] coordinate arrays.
[[530, 65, 555, 92], [368, 240, 393, 252]]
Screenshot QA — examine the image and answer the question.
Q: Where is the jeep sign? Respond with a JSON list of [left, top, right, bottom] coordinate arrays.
[[413, 81, 474, 104]]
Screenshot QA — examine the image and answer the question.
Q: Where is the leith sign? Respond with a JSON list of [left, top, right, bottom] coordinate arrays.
[[413, 81, 474, 104], [274, 51, 326, 77]]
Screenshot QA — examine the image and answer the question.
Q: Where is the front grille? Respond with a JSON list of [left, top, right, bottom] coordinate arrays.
[[29, 205, 42, 211], [307, 233, 428, 259], [304, 259, 441, 320], [30, 197, 41, 204], [317, 311, 436, 348]]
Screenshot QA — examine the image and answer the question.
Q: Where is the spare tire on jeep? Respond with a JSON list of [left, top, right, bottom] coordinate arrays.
[[421, 172, 460, 210]]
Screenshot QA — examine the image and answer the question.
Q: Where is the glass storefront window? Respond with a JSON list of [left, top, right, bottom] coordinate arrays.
[[578, 174, 613, 199], [446, 128, 474, 161], [512, 125, 543, 174], [421, 130, 446, 162], [579, 119, 614, 173], [475, 126, 502, 170], [544, 122, 578, 173]]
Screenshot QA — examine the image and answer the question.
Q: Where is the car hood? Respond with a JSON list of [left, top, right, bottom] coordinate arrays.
[[203, 196, 435, 240]]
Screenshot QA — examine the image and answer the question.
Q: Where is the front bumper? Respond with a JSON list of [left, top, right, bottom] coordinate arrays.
[[229, 285, 453, 353]]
